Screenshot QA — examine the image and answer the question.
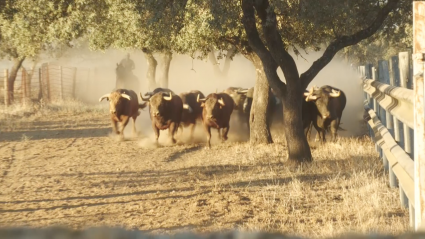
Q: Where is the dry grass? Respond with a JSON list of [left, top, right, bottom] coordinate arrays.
[[0, 101, 410, 239]]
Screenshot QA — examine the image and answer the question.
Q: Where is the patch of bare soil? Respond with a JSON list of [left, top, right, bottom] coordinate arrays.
[[0, 104, 410, 239]]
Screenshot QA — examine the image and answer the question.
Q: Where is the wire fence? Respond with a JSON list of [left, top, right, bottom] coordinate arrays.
[[0, 63, 78, 106]]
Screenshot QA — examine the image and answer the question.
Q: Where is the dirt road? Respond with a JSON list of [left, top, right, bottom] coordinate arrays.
[[0, 106, 409, 238]]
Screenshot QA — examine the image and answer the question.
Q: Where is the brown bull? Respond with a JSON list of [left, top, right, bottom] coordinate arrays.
[[140, 91, 183, 145], [179, 90, 205, 140], [99, 89, 147, 139], [198, 93, 234, 148]]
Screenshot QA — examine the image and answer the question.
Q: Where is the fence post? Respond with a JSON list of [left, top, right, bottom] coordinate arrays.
[[72, 67, 77, 99], [21, 67, 27, 106], [4, 69, 9, 106], [399, 52, 413, 158], [413, 1, 425, 231]]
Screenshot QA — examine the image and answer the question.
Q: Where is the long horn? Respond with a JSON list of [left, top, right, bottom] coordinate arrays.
[[330, 89, 341, 97], [218, 98, 225, 106], [99, 93, 110, 102], [163, 92, 173, 101], [237, 89, 249, 94], [197, 94, 206, 102], [144, 91, 153, 96], [140, 92, 151, 101], [121, 93, 131, 101]]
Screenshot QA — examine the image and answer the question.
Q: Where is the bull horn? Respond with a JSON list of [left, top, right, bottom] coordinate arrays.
[[163, 92, 173, 101], [99, 93, 110, 102], [140, 92, 151, 101], [237, 89, 249, 94], [218, 98, 225, 106], [330, 89, 341, 97], [144, 91, 153, 96], [183, 104, 193, 113], [121, 93, 131, 101], [197, 94, 206, 102], [303, 91, 310, 97], [305, 94, 318, 102]]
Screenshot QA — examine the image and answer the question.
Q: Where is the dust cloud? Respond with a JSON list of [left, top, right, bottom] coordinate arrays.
[[24, 45, 365, 145]]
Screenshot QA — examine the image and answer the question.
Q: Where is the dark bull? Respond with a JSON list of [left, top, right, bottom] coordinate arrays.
[[140, 90, 183, 145], [198, 93, 234, 148]]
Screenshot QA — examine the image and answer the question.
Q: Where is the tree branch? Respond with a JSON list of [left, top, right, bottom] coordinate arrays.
[[299, 0, 400, 89], [251, 0, 301, 88], [241, 0, 286, 97]]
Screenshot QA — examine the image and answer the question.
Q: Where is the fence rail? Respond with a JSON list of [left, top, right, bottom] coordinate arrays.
[[361, 48, 424, 229]]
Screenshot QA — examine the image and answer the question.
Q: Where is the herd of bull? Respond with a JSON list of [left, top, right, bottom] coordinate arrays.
[[98, 85, 346, 148]]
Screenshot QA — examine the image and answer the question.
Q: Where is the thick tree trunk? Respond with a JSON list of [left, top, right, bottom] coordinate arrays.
[[144, 52, 157, 91], [281, 83, 312, 163], [7, 57, 25, 103], [247, 54, 273, 144], [158, 51, 172, 88]]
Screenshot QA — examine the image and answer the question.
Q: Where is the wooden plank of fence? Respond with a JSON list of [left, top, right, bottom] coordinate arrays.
[[4, 69, 9, 106], [413, 1, 425, 231]]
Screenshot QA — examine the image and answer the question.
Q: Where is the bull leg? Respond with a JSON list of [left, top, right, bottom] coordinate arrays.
[[330, 119, 339, 142], [222, 125, 230, 142], [189, 123, 195, 141], [152, 123, 160, 146], [317, 128, 326, 143], [304, 121, 312, 141], [169, 122, 177, 144], [132, 116, 137, 137], [111, 119, 119, 135], [217, 128, 221, 140], [120, 117, 130, 139], [204, 124, 212, 149]]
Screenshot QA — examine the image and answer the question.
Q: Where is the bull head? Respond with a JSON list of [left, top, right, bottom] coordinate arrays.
[[99, 93, 131, 102], [140, 92, 151, 101], [330, 89, 341, 97], [163, 92, 173, 101]]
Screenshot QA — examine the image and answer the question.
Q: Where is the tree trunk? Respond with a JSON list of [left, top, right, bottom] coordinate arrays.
[[247, 54, 273, 144], [281, 82, 312, 163], [208, 49, 222, 77], [158, 51, 172, 88], [222, 46, 236, 77], [7, 57, 25, 103], [144, 52, 157, 91]]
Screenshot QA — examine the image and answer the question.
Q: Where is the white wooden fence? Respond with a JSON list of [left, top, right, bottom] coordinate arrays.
[[361, 3, 425, 231]]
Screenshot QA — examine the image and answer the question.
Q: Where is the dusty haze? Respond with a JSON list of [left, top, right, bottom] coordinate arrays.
[[1, 46, 365, 143]]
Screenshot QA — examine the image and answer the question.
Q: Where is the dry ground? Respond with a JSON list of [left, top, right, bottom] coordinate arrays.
[[0, 101, 410, 238]]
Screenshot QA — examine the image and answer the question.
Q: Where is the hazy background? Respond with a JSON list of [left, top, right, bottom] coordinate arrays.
[[0, 46, 365, 144]]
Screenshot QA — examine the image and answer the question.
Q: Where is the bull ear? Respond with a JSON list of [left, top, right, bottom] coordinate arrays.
[[121, 93, 131, 100], [200, 103, 205, 107], [330, 89, 341, 97], [99, 93, 110, 102], [218, 98, 225, 106], [303, 91, 310, 97]]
